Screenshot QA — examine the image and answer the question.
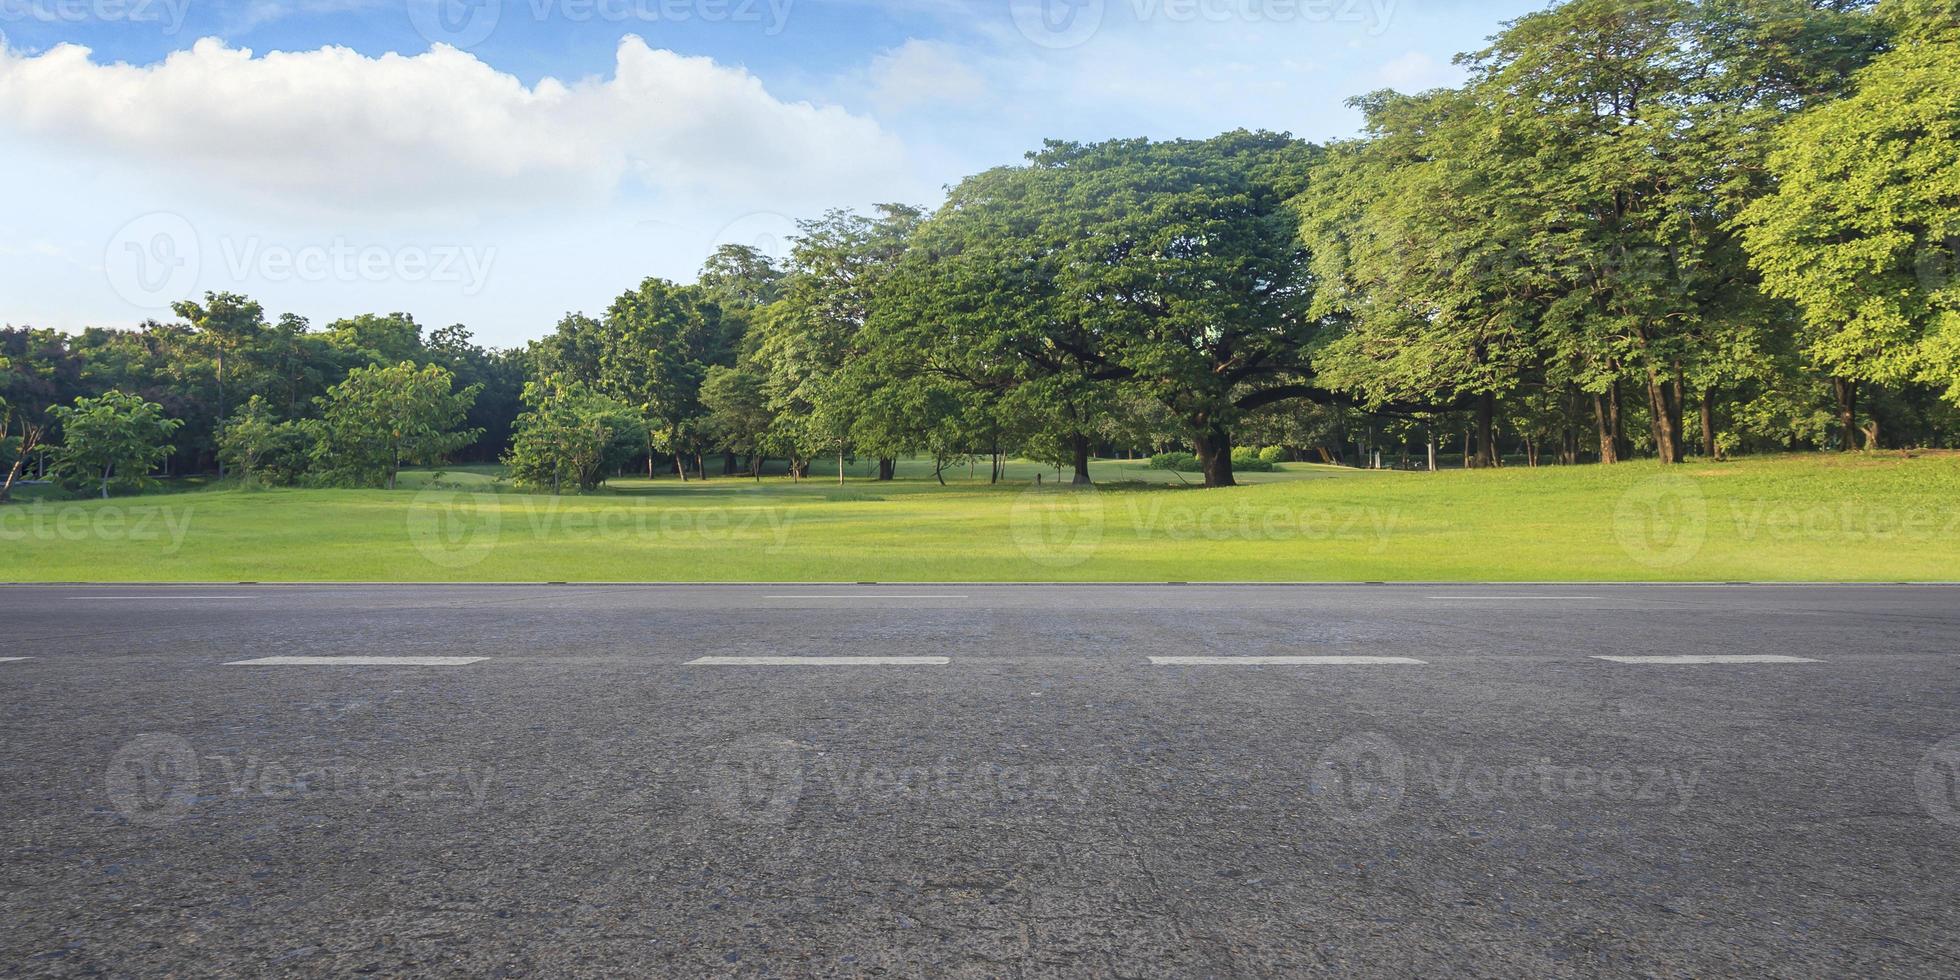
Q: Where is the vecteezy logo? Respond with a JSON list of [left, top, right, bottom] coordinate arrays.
[[704, 735, 805, 826], [105, 212, 199, 309], [1916, 736, 1960, 827], [1009, 484, 1104, 568], [105, 734, 200, 827], [406, 488, 502, 569], [1613, 474, 1708, 569], [409, 0, 501, 49], [707, 211, 800, 262], [1009, 0, 1105, 49], [1309, 733, 1406, 826]]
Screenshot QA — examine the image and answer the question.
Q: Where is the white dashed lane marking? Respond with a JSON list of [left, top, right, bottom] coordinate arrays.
[[1150, 656, 1428, 666], [0, 657, 31, 663], [687, 656, 951, 666], [1591, 655, 1821, 665], [226, 657, 491, 667], [764, 596, 969, 600]]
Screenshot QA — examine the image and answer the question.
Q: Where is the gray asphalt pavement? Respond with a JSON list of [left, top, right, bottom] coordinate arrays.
[[3, 584, 1959, 977]]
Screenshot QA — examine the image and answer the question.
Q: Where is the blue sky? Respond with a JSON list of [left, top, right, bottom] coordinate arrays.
[[0, 0, 1547, 346]]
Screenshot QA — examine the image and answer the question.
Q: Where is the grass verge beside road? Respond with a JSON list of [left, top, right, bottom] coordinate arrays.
[[0, 453, 1954, 582]]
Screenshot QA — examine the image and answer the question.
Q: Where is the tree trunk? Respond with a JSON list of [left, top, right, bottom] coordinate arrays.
[[1069, 433, 1092, 485], [1192, 424, 1236, 488], [1700, 389, 1718, 459], [1833, 377, 1860, 452], [216, 349, 227, 481], [1596, 393, 1618, 464], [838, 447, 846, 486], [1, 424, 41, 503], [877, 458, 896, 482], [1426, 431, 1437, 473], [724, 452, 738, 476], [934, 459, 946, 486], [1461, 429, 1472, 469], [101, 462, 112, 500], [1474, 392, 1498, 469], [1643, 365, 1684, 464]]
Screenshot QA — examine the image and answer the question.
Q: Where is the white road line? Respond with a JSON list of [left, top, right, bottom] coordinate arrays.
[[1428, 596, 1606, 600], [226, 656, 490, 667], [687, 656, 951, 666], [1591, 655, 1821, 665], [1150, 656, 1428, 666], [0, 657, 31, 663], [764, 595, 969, 600], [70, 596, 255, 601]]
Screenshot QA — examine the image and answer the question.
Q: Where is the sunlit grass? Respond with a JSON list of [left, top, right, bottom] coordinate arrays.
[[1, 453, 1954, 582]]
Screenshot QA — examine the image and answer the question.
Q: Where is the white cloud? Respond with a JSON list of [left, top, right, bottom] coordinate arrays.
[[866, 39, 988, 114], [0, 35, 912, 216]]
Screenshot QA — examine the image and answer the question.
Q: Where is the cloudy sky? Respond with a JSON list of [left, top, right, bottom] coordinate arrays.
[[0, 0, 1545, 347]]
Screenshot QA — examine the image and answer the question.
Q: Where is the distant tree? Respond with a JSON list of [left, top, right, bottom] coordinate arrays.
[[170, 292, 265, 474], [310, 362, 481, 489], [1740, 4, 1960, 447], [323, 312, 425, 367], [700, 364, 773, 479], [1, 327, 86, 502], [603, 278, 724, 480], [699, 244, 786, 309], [218, 395, 313, 487], [505, 381, 645, 494], [50, 390, 181, 499]]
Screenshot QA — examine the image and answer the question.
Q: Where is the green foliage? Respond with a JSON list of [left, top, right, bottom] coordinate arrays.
[[1258, 446, 1286, 465], [1148, 452, 1200, 473], [1739, 18, 1960, 404], [505, 381, 645, 493], [50, 390, 181, 498], [218, 396, 312, 487], [310, 362, 481, 489], [1230, 447, 1275, 472]]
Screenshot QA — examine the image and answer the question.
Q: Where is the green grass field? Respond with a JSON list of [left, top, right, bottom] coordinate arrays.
[[1, 453, 1954, 582]]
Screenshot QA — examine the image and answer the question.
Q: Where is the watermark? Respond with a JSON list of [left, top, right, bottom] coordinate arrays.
[[707, 210, 799, 262], [1613, 474, 1708, 569], [1010, 0, 1399, 49], [105, 212, 498, 309], [106, 734, 496, 826], [407, 488, 798, 569], [406, 489, 503, 569], [703, 735, 1102, 826], [409, 0, 794, 49], [0, 0, 189, 32], [1916, 736, 1960, 827], [0, 501, 195, 554], [105, 212, 199, 309], [1309, 733, 1703, 826], [1310, 732, 1406, 826], [105, 734, 200, 828], [1727, 500, 1960, 545], [216, 237, 496, 296], [1010, 484, 1104, 568], [1121, 497, 1399, 547], [703, 735, 806, 825]]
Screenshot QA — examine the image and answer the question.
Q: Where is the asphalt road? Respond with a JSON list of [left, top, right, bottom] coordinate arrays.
[[3, 583, 1959, 977]]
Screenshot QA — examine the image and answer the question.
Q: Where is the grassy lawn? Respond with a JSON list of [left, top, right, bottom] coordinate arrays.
[[0, 453, 1954, 582]]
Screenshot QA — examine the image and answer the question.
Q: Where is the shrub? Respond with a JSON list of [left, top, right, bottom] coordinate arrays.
[[1147, 451, 1201, 472], [1258, 446, 1286, 465], [1230, 446, 1274, 472]]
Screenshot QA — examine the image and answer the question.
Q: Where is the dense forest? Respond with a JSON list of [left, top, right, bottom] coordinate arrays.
[[3, 0, 1956, 498]]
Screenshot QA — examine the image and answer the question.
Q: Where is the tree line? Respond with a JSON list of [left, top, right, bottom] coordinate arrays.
[[3, 0, 1955, 498]]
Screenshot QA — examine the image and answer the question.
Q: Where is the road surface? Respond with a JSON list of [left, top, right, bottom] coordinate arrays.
[[3, 584, 1958, 976]]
